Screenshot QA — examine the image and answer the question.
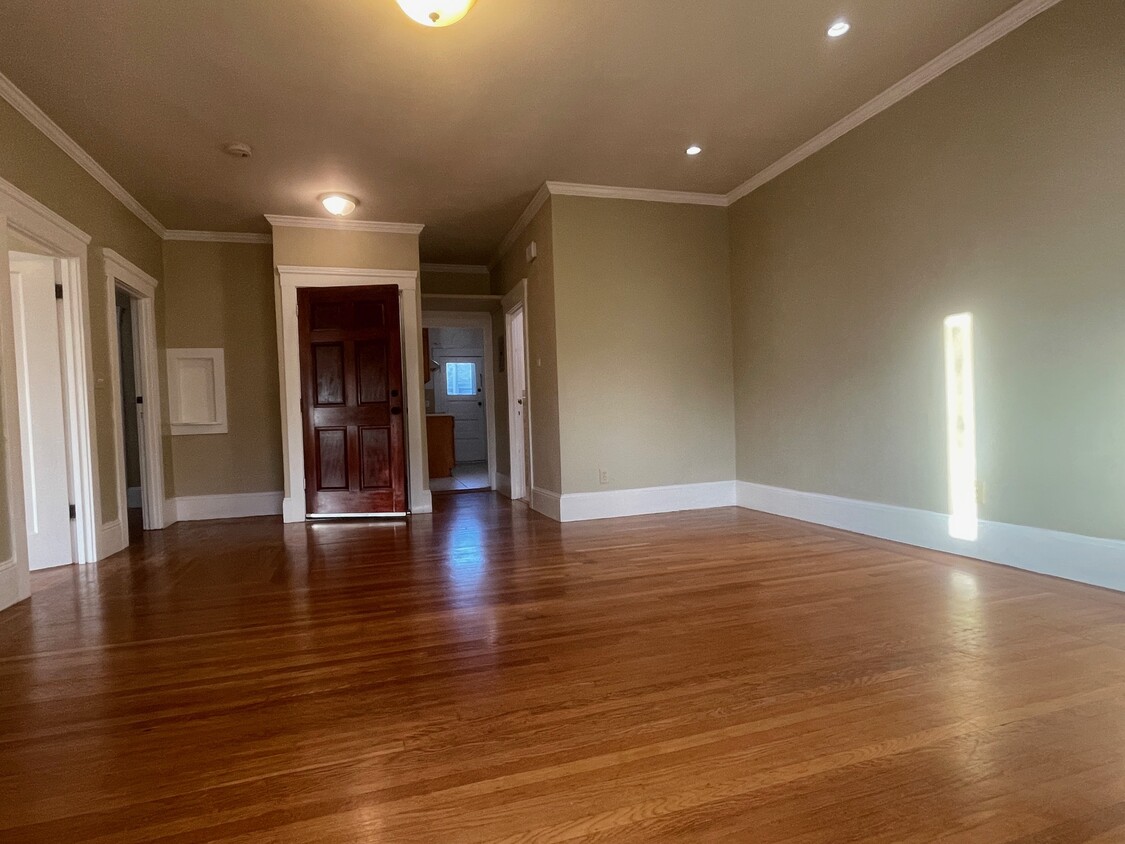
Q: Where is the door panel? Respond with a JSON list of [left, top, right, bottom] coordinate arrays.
[[439, 356, 487, 463], [10, 261, 74, 569], [298, 285, 406, 515]]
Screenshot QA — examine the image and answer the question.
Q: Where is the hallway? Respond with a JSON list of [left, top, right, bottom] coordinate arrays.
[[2, 494, 1125, 841]]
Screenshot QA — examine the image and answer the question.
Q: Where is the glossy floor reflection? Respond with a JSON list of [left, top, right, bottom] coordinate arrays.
[[3, 493, 1125, 841]]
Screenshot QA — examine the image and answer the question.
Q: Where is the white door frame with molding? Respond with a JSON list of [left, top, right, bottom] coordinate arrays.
[[502, 280, 533, 501], [421, 311, 498, 490], [275, 265, 431, 523], [0, 177, 101, 611], [104, 248, 166, 548]]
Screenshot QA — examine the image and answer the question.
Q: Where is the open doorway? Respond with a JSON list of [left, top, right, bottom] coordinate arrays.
[[422, 314, 496, 494], [114, 290, 143, 542]]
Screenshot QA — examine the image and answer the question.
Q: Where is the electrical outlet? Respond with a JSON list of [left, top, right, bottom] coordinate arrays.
[[598, 468, 609, 485]]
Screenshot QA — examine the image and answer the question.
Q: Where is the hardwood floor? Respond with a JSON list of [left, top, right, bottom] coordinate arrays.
[[2, 493, 1125, 842]]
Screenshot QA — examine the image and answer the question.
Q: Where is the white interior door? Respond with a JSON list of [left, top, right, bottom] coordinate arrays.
[[439, 356, 487, 462], [507, 308, 528, 500], [10, 255, 75, 570]]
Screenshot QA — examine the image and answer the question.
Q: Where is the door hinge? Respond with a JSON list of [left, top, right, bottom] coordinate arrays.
[[68, 504, 76, 520], [55, 283, 64, 300]]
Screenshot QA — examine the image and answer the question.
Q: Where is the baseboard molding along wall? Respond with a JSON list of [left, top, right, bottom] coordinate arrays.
[[495, 472, 512, 498], [736, 481, 1125, 593], [96, 519, 128, 560], [169, 491, 284, 523], [529, 481, 736, 523], [530, 487, 563, 521]]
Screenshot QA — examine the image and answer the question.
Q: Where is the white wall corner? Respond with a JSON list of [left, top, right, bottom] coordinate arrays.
[[530, 487, 563, 521], [96, 519, 128, 561], [735, 481, 1125, 593], [495, 472, 512, 498], [556, 481, 737, 523]]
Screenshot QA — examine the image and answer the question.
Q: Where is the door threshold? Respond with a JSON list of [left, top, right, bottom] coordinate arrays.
[[306, 512, 409, 520]]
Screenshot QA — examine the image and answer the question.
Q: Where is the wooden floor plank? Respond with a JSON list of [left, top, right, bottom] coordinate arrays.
[[1, 493, 1124, 842]]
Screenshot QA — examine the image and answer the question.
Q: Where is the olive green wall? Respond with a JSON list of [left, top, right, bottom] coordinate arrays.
[[162, 241, 282, 496], [728, 0, 1125, 540], [420, 269, 490, 296], [551, 195, 735, 494], [492, 199, 563, 493], [0, 97, 164, 544]]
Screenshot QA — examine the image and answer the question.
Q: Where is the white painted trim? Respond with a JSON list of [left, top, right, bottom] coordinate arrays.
[[725, 0, 1065, 204], [96, 519, 126, 560], [0, 71, 166, 237], [530, 487, 562, 521], [265, 215, 424, 235], [170, 491, 283, 522], [276, 265, 429, 521], [491, 184, 551, 269], [0, 177, 91, 250], [736, 482, 1125, 593], [103, 248, 166, 532], [503, 280, 532, 501], [554, 481, 736, 523], [1, 178, 101, 571], [421, 263, 489, 275], [276, 266, 419, 279], [166, 347, 228, 435], [421, 311, 498, 492], [164, 230, 272, 244], [546, 181, 727, 207], [495, 472, 512, 498]]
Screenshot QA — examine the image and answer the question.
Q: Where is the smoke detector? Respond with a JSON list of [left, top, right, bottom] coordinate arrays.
[[223, 142, 253, 159]]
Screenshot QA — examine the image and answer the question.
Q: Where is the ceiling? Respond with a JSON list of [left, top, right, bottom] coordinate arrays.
[[0, 0, 1021, 263]]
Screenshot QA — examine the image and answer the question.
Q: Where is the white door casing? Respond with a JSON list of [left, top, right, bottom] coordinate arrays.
[[503, 280, 531, 501]]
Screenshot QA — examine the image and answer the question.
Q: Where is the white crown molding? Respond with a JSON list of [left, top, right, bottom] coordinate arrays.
[[164, 230, 272, 244], [0, 71, 166, 237], [0, 174, 92, 247], [264, 214, 424, 235], [547, 181, 727, 207], [726, 0, 1065, 204], [491, 183, 551, 269], [420, 262, 490, 275]]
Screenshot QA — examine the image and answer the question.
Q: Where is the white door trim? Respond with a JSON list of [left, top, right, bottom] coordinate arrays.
[[502, 280, 532, 500], [103, 248, 165, 543], [421, 312, 498, 490], [275, 265, 430, 522], [0, 176, 99, 611]]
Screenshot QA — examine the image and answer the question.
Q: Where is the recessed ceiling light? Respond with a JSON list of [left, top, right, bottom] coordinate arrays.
[[827, 20, 851, 37], [686, 145, 703, 156], [396, 0, 476, 27], [319, 193, 358, 217]]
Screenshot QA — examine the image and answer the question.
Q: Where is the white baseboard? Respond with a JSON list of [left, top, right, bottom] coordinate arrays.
[[163, 498, 179, 527], [531, 487, 563, 521], [96, 519, 128, 560], [530, 481, 737, 523], [126, 486, 142, 509], [172, 491, 284, 523], [411, 488, 433, 515], [736, 481, 1125, 593], [495, 472, 512, 498]]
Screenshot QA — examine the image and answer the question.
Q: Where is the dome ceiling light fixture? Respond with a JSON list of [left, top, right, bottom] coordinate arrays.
[[396, 0, 477, 28], [827, 19, 851, 37], [319, 193, 359, 217]]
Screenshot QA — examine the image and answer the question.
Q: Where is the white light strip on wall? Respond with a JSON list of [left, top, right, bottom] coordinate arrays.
[[944, 313, 979, 541]]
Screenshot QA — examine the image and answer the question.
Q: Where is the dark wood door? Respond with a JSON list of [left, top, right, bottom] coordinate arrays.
[[298, 285, 407, 515]]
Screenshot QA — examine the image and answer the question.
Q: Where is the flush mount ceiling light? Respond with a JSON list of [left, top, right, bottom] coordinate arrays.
[[319, 193, 358, 217], [827, 19, 851, 37], [686, 145, 703, 156], [396, 0, 476, 27]]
